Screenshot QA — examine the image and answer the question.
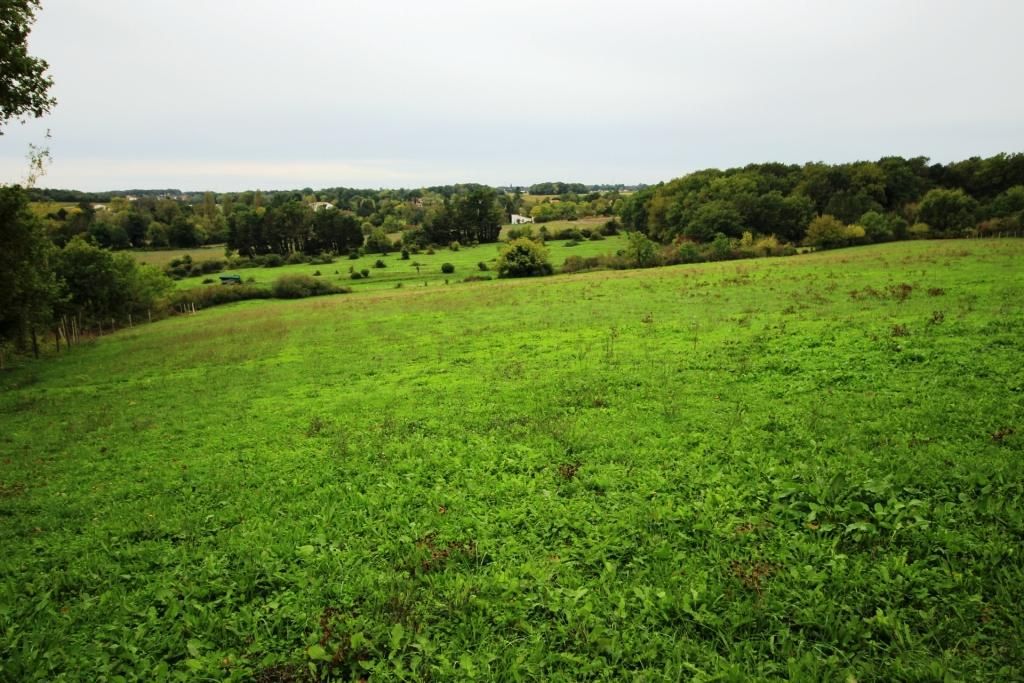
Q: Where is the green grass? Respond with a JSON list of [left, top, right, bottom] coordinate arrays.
[[132, 244, 230, 268], [171, 234, 629, 292], [2, 240, 1023, 681]]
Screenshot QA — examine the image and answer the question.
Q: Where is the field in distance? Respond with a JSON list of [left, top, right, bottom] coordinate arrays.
[[1, 240, 1022, 680], [141, 227, 626, 293]]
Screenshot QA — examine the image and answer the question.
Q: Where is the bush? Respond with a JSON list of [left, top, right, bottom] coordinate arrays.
[[477, 261, 489, 271], [285, 252, 307, 265], [804, 215, 848, 249], [261, 253, 284, 268], [588, 231, 605, 241], [271, 274, 346, 299], [374, 259, 386, 268], [201, 277, 215, 284], [172, 284, 271, 309], [198, 259, 225, 274], [441, 262, 455, 274], [497, 238, 554, 278], [462, 275, 492, 283], [601, 219, 621, 236], [313, 270, 321, 276], [360, 268, 370, 277], [676, 242, 703, 263], [348, 251, 359, 260], [564, 239, 580, 247], [351, 271, 363, 280], [909, 222, 931, 238], [401, 248, 410, 260], [449, 241, 460, 251]]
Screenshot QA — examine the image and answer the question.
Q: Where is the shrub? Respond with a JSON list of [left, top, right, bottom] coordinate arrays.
[[374, 259, 386, 268], [271, 274, 345, 298], [426, 247, 435, 255], [676, 242, 703, 263], [172, 284, 271, 309], [198, 259, 225, 274], [449, 241, 461, 251], [351, 271, 363, 280], [441, 262, 455, 274], [201, 277, 215, 284], [401, 248, 410, 260], [909, 222, 931, 238], [477, 261, 489, 271], [348, 251, 359, 260], [588, 231, 605, 241], [360, 268, 370, 277], [497, 238, 553, 278], [462, 275, 493, 283], [565, 239, 580, 247], [285, 252, 307, 265], [262, 253, 284, 267], [601, 219, 621, 236], [804, 215, 848, 249], [313, 270, 321, 276], [561, 255, 604, 273]]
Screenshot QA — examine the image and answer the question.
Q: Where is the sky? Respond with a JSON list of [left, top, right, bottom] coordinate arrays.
[[1, 0, 1023, 191]]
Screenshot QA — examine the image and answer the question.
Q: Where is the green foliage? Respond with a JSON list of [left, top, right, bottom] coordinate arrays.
[[917, 188, 978, 236], [804, 214, 849, 249], [270, 274, 346, 299], [0, 185, 57, 351], [0, 1, 55, 131], [440, 262, 455, 274], [496, 238, 553, 277], [365, 228, 392, 254], [626, 230, 658, 267]]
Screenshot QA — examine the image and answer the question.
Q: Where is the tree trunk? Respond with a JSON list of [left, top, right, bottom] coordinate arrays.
[[31, 327, 39, 359]]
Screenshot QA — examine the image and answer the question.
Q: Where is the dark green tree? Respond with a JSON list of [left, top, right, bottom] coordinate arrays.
[[0, 1, 55, 132], [0, 185, 58, 359]]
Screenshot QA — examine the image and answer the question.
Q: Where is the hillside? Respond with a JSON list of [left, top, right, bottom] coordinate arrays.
[[1, 240, 1022, 680]]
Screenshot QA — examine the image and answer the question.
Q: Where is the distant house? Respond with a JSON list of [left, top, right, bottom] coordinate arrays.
[[510, 214, 533, 224], [311, 201, 335, 212]]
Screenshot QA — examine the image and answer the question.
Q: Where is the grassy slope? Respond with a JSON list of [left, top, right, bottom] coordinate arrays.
[[1, 240, 1022, 681]]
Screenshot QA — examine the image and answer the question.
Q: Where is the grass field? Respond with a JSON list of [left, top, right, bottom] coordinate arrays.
[[165, 234, 629, 292], [2, 240, 1022, 680], [132, 245, 231, 268]]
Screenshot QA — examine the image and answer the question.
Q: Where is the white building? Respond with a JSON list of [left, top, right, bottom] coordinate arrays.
[[510, 213, 533, 224], [311, 201, 336, 212]]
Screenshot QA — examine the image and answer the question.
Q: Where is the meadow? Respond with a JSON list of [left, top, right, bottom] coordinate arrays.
[[160, 232, 628, 293], [1, 240, 1022, 681]]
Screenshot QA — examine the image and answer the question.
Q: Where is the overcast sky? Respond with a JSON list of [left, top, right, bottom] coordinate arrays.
[[2, 0, 1023, 191]]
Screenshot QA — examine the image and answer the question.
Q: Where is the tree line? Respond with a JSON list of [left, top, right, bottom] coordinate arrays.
[[620, 154, 1024, 247]]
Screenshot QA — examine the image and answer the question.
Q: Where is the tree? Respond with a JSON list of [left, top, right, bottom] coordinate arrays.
[[0, 1, 55, 133], [917, 188, 978, 236], [686, 200, 744, 242], [804, 214, 848, 249], [496, 238, 553, 277], [626, 231, 658, 267], [0, 185, 58, 359]]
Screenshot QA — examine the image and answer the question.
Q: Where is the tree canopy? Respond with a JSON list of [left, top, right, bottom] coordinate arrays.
[[0, 0, 55, 133]]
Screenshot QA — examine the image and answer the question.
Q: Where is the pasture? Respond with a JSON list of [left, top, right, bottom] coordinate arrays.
[[164, 233, 628, 292], [1, 240, 1022, 681]]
